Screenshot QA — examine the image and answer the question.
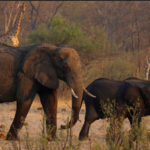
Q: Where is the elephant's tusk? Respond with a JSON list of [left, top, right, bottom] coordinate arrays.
[[83, 87, 96, 98], [70, 87, 78, 98]]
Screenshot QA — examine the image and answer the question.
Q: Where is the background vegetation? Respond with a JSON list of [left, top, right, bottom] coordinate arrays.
[[0, 1, 149, 99]]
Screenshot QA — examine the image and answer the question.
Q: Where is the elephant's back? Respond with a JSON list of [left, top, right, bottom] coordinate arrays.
[[0, 44, 38, 75], [85, 79, 123, 100], [0, 49, 24, 76]]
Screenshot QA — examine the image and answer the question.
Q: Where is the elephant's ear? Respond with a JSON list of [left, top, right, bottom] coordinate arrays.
[[21, 49, 59, 89], [122, 83, 141, 106], [141, 86, 150, 107]]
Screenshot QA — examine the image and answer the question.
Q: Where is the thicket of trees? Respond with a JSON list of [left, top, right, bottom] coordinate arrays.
[[0, 1, 150, 90], [0, 1, 150, 53]]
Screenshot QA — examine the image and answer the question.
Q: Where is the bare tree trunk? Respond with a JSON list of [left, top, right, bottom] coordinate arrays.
[[137, 24, 140, 52], [29, 1, 42, 30], [136, 68, 140, 78], [145, 56, 150, 80], [132, 32, 134, 51], [2, 1, 20, 33]]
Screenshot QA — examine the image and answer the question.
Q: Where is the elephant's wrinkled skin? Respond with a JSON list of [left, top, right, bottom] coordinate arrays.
[[78, 78, 150, 141], [124, 77, 150, 121], [0, 43, 94, 141]]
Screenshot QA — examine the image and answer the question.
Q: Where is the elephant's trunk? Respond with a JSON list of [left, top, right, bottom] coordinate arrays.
[[60, 77, 83, 129], [60, 86, 96, 129]]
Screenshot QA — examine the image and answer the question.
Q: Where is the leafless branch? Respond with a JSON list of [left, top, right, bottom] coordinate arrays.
[[2, 1, 20, 33], [51, 1, 64, 21], [29, 1, 42, 30], [145, 56, 150, 80]]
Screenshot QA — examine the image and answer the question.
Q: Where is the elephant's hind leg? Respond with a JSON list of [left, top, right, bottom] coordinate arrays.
[[38, 88, 58, 141], [6, 99, 34, 140], [6, 74, 38, 140]]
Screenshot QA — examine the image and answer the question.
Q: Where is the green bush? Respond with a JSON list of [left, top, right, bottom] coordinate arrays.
[[72, 26, 113, 53], [27, 14, 112, 53], [27, 14, 83, 46], [27, 24, 48, 44]]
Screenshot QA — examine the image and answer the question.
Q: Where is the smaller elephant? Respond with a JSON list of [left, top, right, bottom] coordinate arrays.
[[78, 78, 150, 141]]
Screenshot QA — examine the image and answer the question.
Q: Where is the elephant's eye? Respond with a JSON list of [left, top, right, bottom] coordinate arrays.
[[63, 63, 68, 69]]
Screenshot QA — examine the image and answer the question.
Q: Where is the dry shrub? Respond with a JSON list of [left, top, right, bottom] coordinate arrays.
[[100, 99, 150, 150], [82, 49, 147, 88]]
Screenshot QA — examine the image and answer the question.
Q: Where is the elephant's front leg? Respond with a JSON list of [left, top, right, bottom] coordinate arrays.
[[38, 88, 58, 140], [128, 113, 142, 128], [128, 112, 142, 143]]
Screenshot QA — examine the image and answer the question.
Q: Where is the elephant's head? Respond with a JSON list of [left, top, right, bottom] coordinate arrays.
[[121, 83, 147, 109], [21, 43, 95, 129]]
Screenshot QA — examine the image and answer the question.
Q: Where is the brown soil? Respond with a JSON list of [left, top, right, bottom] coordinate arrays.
[[0, 98, 150, 150]]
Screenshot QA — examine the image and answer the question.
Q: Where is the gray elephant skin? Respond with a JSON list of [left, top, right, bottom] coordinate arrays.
[[78, 78, 150, 141], [0, 43, 95, 141], [123, 77, 150, 121]]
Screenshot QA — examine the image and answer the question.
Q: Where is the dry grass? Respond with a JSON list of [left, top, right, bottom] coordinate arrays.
[[0, 96, 150, 149], [0, 86, 150, 150], [0, 95, 107, 150]]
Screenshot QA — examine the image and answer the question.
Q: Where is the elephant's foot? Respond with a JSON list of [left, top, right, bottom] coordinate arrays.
[[78, 136, 89, 141], [6, 133, 19, 141], [48, 137, 60, 141], [46, 133, 60, 141], [47, 135, 60, 141]]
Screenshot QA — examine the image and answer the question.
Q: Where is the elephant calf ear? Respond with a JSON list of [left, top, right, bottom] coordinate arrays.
[[21, 51, 59, 89]]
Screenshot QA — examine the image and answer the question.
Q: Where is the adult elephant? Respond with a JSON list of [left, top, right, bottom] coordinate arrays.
[[0, 43, 95, 141], [76, 78, 150, 141]]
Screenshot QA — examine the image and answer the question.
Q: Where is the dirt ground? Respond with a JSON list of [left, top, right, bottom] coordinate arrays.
[[0, 96, 150, 150]]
